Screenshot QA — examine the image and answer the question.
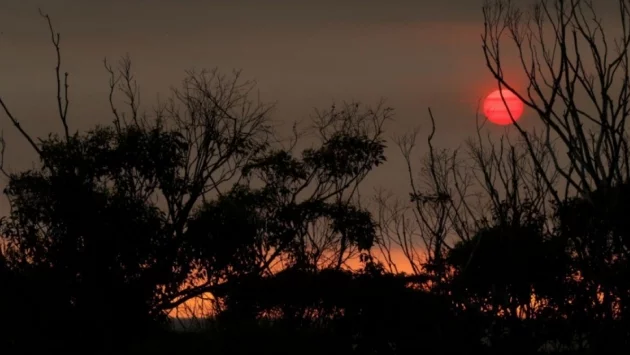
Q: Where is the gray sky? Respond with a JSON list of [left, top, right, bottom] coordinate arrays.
[[0, 0, 598, 216]]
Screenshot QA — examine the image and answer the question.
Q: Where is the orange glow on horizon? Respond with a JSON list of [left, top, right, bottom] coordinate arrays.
[[167, 250, 421, 320]]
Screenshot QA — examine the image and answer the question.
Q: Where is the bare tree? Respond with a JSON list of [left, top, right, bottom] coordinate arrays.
[[0, 10, 66, 161], [375, 108, 556, 280], [375, 0, 630, 283], [482, 0, 630, 200], [374, 112, 476, 278]]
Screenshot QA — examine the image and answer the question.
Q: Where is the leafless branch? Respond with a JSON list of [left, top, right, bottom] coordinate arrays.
[[39, 9, 70, 141], [482, 0, 630, 201]]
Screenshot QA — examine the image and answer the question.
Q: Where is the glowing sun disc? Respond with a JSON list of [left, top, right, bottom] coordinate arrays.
[[483, 89, 524, 125]]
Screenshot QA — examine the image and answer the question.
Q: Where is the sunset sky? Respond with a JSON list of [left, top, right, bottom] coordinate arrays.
[[0, 0, 622, 216]]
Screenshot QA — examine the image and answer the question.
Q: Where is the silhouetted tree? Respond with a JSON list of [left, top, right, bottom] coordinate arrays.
[[551, 182, 630, 350], [6, 1, 630, 354], [167, 102, 390, 320], [374, 0, 630, 352], [0, 10, 394, 354], [0, 10, 272, 352], [480, 0, 630, 350]]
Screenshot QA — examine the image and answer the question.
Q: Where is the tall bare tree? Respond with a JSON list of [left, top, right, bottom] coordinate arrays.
[[482, 0, 630, 200], [372, 0, 630, 349]]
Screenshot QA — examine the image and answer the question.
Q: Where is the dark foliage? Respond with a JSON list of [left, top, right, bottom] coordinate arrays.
[[3, 86, 630, 355], [3, 2, 630, 352]]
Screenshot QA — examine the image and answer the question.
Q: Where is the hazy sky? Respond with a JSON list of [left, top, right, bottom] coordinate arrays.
[[2, 0, 607, 216]]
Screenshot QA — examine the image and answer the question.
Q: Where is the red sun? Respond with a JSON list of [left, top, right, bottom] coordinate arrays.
[[483, 89, 524, 125]]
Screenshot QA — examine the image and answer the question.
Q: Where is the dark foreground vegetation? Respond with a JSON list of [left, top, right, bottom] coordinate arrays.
[[2, 1, 630, 353]]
